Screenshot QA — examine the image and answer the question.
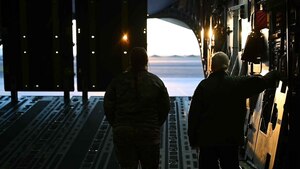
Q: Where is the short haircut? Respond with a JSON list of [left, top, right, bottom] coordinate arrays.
[[211, 51, 229, 71]]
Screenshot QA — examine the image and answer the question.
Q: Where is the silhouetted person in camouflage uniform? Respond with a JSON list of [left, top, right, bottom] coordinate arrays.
[[104, 47, 170, 169]]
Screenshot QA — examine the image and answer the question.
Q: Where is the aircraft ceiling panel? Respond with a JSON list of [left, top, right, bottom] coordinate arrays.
[[147, 0, 175, 15]]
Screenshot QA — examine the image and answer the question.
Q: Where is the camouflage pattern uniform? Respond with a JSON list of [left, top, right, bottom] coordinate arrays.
[[104, 69, 170, 169]]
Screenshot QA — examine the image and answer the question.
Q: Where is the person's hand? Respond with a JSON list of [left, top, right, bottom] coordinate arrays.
[[263, 70, 285, 88], [267, 70, 287, 81]]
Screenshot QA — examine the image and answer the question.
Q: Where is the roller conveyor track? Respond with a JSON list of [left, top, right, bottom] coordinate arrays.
[[0, 96, 197, 169]]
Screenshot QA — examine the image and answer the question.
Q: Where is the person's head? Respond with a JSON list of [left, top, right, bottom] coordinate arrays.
[[130, 47, 148, 71], [211, 51, 229, 72]]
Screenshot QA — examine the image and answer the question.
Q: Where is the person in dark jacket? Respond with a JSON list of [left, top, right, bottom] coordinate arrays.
[[104, 47, 170, 169], [188, 51, 281, 169]]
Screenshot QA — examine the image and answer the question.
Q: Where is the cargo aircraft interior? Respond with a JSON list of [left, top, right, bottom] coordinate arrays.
[[0, 0, 299, 169]]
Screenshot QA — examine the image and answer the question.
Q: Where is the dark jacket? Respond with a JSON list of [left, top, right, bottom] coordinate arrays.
[[188, 70, 280, 146], [104, 69, 170, 145]]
